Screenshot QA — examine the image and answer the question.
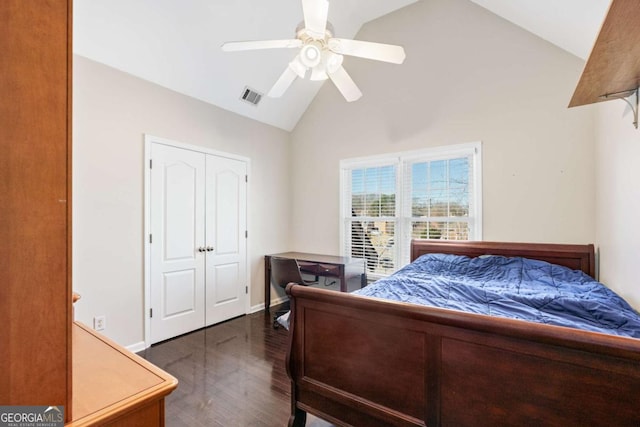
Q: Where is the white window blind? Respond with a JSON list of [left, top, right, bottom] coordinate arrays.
[[341, 142, 482, 277], [344, 163, 398, 276]]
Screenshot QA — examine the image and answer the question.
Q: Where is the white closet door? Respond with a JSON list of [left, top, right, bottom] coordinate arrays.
[[150, 144, 206, 344], [205, 155, 248, 326]]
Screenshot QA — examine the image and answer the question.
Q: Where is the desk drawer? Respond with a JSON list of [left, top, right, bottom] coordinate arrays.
[[317, 264, 340, 277], [298, 261, 318, 275], [298, 262, 340, 277]]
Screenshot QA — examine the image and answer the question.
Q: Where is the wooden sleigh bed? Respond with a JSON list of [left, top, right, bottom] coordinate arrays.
[[284, 240, 640, 426]]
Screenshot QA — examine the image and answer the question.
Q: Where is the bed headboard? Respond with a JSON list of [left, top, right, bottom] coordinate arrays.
[[410, 240, 596, 278]]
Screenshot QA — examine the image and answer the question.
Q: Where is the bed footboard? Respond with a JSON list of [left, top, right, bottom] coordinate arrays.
[[286, 284, 640, 427]]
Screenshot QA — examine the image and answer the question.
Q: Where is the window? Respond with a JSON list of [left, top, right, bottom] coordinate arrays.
[[341, 142, 482, 277]]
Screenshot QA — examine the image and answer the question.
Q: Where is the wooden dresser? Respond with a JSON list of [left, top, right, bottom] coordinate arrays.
[[68, 323, 177, 426]]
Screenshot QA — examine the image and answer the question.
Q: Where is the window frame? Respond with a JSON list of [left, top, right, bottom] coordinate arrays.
[[340, 141, 482, 277]]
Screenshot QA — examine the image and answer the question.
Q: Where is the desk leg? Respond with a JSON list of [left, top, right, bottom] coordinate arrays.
[[264, 255, 271, 312]]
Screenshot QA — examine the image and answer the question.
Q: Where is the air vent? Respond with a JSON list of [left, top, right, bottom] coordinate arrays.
[[240, 86, 263, 106]]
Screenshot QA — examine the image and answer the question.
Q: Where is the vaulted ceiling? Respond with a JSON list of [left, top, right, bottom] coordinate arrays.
[[74, 0, 611, 131]]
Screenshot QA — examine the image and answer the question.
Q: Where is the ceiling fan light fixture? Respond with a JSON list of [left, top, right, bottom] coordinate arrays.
[[324, 51, 343, 74], [289, 56, 307, 78], [300, 44, 322, 68]]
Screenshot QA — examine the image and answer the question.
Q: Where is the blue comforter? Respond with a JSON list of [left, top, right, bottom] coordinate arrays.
[[354, 253, 640, 338]]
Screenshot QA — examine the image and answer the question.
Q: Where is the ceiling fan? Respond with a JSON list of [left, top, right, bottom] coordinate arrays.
[[221, 0, 406, 102]]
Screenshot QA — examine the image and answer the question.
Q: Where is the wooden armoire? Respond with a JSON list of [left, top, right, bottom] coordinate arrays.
[[1, 0, 73, 414], [1, 2, 176, 425]]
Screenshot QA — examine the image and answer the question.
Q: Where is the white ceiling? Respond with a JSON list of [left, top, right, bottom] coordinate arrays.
[[468, 0, 611, 60], [74, 0, 612, 132]]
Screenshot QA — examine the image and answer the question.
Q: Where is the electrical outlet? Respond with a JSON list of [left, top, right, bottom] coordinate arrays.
[[93, 315, 106, 331]]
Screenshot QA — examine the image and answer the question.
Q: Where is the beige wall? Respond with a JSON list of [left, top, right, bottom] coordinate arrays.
[[290, 0, 596, 256], [595, 100, 640, 309], [73, 55, 292, 347], [74, 0, 630, 348]]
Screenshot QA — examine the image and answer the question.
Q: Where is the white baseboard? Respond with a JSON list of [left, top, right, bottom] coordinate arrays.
[[250, 296, 287, 314], [126, 341, 147, 353], [270, 296, 288, 306], [250, 303, 265, 313]]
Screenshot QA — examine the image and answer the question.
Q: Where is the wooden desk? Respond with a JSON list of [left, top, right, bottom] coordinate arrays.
[[264, 252, 366, 311], [68, 322, 178, 426]]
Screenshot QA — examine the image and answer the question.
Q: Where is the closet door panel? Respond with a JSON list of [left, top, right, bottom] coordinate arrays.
[[149, 144, 206, 344], [205, 156, 248, 326]]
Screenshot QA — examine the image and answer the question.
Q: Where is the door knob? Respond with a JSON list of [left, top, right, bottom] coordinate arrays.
[[206, 246, 214, 252], [198, 246, 206, 252]]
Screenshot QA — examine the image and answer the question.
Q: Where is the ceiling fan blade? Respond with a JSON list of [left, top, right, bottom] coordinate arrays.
[[328, 38, 406, 64], [328, 66, 362, 102], [268, 66, 299, 98], [221, 39, 302, 52], [302, 0, 329, 38]]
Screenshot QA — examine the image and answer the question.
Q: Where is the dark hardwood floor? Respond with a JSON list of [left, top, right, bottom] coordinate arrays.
[[138, 309, 331, 427]]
